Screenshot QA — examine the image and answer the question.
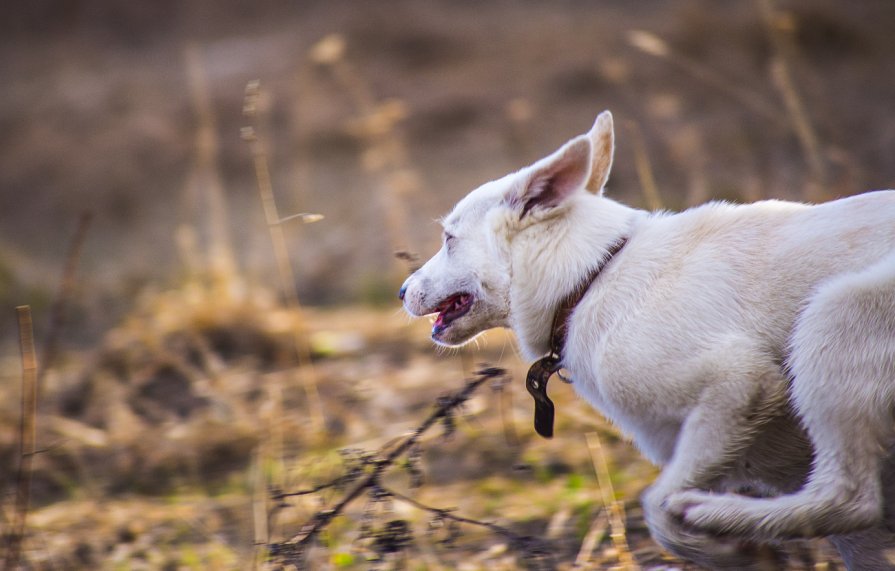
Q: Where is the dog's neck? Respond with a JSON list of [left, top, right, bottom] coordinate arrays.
[[548, 235, 628, 354], [509, 195, 644, 360]]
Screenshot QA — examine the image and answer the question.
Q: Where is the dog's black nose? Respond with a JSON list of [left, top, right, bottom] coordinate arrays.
[[398, 284, 407, 300]]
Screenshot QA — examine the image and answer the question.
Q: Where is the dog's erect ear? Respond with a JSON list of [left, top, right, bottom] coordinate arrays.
[[514, 135, 592, 218], [586, 111, 614, 194]]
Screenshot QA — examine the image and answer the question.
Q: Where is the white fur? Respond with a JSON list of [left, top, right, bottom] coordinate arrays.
[[401, 111, 895, 569]]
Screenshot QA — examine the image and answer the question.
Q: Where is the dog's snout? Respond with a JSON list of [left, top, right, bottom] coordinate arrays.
[[398, 283, 408, 300]]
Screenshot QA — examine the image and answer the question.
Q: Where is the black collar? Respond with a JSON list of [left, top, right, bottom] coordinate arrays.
[[525, 236, 629, 438]]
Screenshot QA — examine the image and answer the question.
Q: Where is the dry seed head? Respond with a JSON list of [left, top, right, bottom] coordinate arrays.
[[299, 213, 325, 224], [240, 126, 257, 142], [243, 79, 261, 117], [506, 98, 534, 123], [278, 212, 325, 225], [347, 100, 409, 139], [386, 169, 419, 196], [360, 147, 389, 172], [310, 34, 346, 66], [627, 30, 669, 57], [773, 11, 797, 33], [600, 57, 630, 84]]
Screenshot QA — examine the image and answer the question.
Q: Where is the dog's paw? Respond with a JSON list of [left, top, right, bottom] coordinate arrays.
[[665, 490, 752, 535], [663, 490, 712, 519], [645, 491, 783, 569]]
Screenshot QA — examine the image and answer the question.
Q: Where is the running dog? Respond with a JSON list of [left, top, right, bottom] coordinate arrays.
[[399, 112, 895, 569]]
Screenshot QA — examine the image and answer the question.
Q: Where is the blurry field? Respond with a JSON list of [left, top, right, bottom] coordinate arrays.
[[2, 0, 894, 568], [0, 285, 843, 569]]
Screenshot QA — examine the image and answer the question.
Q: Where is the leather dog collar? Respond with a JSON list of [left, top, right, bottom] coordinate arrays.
[[526, 236, 628, 438]]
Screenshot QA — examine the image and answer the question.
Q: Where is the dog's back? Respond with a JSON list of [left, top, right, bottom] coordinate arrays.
[[566, 191, 895, 461]]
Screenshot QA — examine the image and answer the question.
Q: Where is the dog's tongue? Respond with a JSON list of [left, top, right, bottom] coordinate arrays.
[[433, 299, 455, 330], [432, 294, 469, 334]]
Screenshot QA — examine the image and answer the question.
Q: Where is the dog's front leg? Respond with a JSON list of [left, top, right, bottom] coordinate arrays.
[[642, 367, 790, 568]]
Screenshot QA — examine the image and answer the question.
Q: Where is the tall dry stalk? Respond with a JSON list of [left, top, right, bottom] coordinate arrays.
[[3, 307, 38, 571], [625, 121, 664, 211], [309, 34, 418, 282], [242, 81, 325, 437], [585, 431, 638, 570], [675, 127, 712, 207], [184, 43, 238, 286], [627, 30, 781, 122], [756, 0, 827, 201], [251, 445, 269, 571]]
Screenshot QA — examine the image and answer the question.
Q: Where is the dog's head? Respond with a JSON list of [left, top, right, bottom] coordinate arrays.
[[400, 111, 616, 347]]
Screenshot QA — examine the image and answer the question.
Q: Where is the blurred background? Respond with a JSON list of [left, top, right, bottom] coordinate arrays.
[[4, 0, 895, 340], [1, 0, 893, 568]]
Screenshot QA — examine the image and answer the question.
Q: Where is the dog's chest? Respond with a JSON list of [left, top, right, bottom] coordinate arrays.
[[563, 339, 693, 464], [559, 275, 712, 464]]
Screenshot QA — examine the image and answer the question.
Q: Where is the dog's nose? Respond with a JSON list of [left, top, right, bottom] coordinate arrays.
[[398, 283, 408, 300]]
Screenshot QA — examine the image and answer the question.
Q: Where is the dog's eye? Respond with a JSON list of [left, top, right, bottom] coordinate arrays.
[[443, 232, 458, 253]]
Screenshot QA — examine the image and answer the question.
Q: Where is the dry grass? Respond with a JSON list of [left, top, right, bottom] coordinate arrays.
[[0, 281, 843, 569]]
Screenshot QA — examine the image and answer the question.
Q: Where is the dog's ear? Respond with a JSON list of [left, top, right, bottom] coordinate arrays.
[[586, 111, 614, 194], [513, 135, 592, 218]]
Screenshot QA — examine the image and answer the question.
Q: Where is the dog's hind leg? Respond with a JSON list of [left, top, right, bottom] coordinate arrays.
[[669, 256, 895, 545], [642, 342, 793, 568]]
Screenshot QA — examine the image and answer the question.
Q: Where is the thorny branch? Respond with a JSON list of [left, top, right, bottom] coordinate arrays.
[[268, 366, 554, 568]]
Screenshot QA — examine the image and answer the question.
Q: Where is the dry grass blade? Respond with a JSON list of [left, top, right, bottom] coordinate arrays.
[[585, 431, 638, 570], [39, 212, 91, 387], [3, 306, 39, 571], [573, 509, 608, 569], [625, 121, 663, 212]]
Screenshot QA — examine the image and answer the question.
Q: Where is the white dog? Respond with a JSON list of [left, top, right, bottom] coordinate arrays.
[[400, 112, 895, 569]]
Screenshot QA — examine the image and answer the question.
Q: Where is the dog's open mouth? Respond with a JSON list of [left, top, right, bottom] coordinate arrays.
[[432, 293, 474, 335]]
